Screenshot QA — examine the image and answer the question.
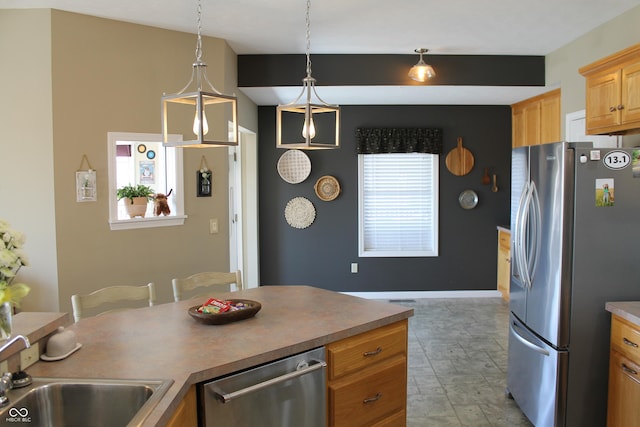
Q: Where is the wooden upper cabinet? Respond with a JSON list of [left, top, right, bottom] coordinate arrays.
[[512, 89, 561, 147], [580, 43, 640, 135], [540, 91, 561, 143], [622, 62, 640, 126]]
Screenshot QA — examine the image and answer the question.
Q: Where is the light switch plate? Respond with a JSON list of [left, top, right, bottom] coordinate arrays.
[[209, 218, 218, 234]]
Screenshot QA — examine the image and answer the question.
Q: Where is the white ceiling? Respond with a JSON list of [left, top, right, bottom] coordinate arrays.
[[2, 0, 639, 105]]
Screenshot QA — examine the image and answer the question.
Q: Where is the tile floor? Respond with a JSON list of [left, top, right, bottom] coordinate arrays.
[[395, 297, 533, 426]]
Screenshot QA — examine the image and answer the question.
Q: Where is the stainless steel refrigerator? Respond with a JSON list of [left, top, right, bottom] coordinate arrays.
[[507, 141, 640, 427]]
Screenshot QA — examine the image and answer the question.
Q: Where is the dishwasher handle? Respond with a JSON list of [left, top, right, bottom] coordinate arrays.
[[212, 359, 327, 404]]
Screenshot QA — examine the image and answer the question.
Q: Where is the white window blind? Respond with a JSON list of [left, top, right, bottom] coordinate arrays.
[[358, 153, 439, 257]]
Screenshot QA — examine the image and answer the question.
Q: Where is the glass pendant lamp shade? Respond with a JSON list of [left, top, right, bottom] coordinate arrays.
[[276, 0, 340, 149], [408, 48, 436, 83], [161, 0, 238, 148]]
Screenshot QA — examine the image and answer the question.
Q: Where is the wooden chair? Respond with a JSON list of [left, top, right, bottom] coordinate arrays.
[[172, 271, 242, 302], [71, 283, 156, 322]]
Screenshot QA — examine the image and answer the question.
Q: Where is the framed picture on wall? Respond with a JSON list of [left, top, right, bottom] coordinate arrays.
[[197, 169, 212, 197], [76, 170, 97, 202]]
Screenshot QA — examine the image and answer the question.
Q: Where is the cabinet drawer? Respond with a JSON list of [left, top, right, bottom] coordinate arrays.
[[327, 321, 407, 381], [607, 349, 640, 427], [611, 316, 640, 363], [499, 230, 510, 252], [370, 409, 406, 427], [328, 356, 406, 427]]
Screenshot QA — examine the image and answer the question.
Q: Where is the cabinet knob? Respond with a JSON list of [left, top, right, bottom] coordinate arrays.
[[609, 106, 617, 112], [618, 105, 624, 110], [623, 337, 638, 348]]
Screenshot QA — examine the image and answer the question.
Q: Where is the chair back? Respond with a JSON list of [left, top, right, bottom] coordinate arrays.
[[71, 283, 156, 322], [172, 271, 242, 302]]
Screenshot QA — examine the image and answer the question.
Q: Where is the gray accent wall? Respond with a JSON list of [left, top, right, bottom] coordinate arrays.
[[258, 105, 511, 292]]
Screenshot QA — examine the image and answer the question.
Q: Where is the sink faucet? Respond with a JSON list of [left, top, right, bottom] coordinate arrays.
[[0, 335, 31, 407], [0, 335, 30, 356]]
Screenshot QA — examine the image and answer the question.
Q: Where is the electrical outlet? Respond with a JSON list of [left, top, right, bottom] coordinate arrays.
[[20, 342, 39, 369], [351, 263, 358, 273]]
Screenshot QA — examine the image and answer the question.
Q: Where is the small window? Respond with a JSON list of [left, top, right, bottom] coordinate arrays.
[[358, 153, 439, 257], [108, 132, 186, 230]]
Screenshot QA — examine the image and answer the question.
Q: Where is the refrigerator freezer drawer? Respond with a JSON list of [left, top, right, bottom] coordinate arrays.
[[507, 313, 568, 427]]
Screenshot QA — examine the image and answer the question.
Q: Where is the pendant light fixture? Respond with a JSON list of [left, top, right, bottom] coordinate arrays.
[[408, 48, 436, 82], [276, 0, 340, 149], [161, 0, 238, 148]]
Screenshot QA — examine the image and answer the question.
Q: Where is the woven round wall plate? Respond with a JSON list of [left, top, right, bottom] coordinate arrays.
[[314, 175, 341, 201], [284, 197, 316, 229], [277, 149, 311, 184]]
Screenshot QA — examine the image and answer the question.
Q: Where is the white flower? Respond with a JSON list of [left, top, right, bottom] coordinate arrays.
[[0, 249, 17, 268], [0, 219, 30, 306]]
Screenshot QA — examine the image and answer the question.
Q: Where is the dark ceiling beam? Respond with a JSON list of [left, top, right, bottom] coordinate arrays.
[[238, 54, 545, 87]]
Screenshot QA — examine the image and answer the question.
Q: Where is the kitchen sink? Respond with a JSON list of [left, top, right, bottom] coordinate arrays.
[[0, 377, 173, 427]]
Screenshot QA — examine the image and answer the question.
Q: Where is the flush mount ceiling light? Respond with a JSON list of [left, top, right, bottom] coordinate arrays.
[[161, 0, 238, 148], [276, 0, 340, 150], [408, 48, 436, 83]]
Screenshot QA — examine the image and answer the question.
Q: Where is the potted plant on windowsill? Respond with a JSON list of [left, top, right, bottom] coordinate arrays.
[[116, 184, 154, 218]]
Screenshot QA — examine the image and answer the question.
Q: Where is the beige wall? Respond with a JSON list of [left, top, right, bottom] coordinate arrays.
[[0, 9, 59, 312], [546, 4, 640, 138], [1, 9, 257, 314]]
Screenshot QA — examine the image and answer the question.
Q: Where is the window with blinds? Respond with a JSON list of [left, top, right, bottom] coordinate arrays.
[[358, 153, 439, 257]]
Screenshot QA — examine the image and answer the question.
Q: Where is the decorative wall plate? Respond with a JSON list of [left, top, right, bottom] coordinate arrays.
[[458, 189, 478, 210], [284, 197, 316, 229], [277, 149, 311, 184], [314, 175, 341, 201]]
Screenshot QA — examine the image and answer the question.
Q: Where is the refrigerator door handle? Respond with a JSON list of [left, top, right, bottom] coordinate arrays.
[[514, 182, 531, 287], [519, 182, 535, 288], [510, 321, 550, 356], [527, 182, 542, 285]]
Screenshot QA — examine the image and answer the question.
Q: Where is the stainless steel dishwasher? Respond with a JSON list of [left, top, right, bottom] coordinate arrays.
[[200, 347, 326, 427]]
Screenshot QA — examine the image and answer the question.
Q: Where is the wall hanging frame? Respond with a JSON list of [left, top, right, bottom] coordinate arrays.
[[197, 155, 212, 197], [76, 154, 97, 202]]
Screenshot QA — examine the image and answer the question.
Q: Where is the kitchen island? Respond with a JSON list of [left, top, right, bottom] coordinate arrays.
[[26, 285, 413, 426]]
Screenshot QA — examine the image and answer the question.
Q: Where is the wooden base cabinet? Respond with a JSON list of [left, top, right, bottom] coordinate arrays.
[[497, 229, 511, 301], [607, 315, 640, 426], [166, 385, 197, 427], [326, 320, 408, 427]]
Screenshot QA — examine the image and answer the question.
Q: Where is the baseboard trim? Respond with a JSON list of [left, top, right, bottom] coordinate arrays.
[[340, 290, 503, 300]]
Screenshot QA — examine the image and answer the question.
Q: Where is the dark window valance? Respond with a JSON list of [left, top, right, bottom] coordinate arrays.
[[356, 128, 443, 154]]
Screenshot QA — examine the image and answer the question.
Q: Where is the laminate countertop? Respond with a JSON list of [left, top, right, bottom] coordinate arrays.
[[26, 285, 414, 426], [606, 301, 640, 326]]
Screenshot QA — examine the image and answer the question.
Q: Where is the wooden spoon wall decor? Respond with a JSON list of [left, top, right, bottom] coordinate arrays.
[[482, 168, 491, 185], [445, 137, 474, 176]]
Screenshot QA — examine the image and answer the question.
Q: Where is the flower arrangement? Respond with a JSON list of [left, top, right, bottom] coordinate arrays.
[[0, 220, 30, 308], [200, 168, 211, 185]]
